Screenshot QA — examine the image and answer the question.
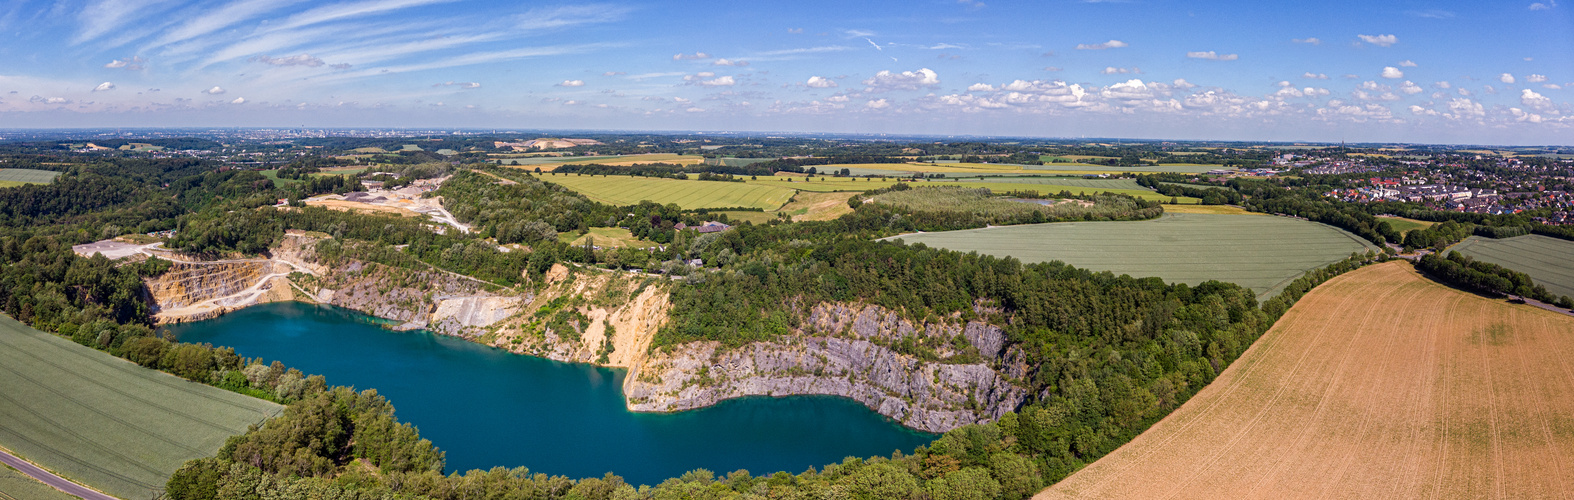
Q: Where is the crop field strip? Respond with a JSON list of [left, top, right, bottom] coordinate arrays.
[[745, 176, 1198, 202], [1038, 262, 1574, 499], [0, 315, 281, 500], [0, 462, 76, 500], [541, 174, 796, 210], [811, 162, 1231, 175], [891, 214, 1377, 298], [0, 169, 61, 184], [1451, 235, 1574, 299]]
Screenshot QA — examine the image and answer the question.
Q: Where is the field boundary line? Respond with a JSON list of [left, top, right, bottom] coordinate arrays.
[[1151, 274, 1387, 499], [0, 332, 277, 425], [1076, 268, 1384, 496]]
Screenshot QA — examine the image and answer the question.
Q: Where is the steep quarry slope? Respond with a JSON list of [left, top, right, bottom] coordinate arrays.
[[491, 264, 669, 368], [489, 266, 1025, 433], [277, 232, 521, 336], [147, 260, 302, 323], [623, 303, 1028, 433], [148, 232, 521, 336]]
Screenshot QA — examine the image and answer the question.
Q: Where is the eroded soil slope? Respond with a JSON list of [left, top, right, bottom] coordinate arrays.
[[1041, 261, 1574, 499]]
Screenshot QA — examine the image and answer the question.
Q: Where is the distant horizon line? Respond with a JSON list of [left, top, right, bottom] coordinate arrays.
[[0, 127, 1569, 149]]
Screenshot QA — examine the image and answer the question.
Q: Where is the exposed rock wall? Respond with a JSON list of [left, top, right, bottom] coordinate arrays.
[[147, 260, 297, 323], [149, 236, 1031, 434], [622, 303, 1028, 433]]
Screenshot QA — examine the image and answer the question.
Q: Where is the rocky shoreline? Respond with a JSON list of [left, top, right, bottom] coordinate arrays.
[[145, 235, 1027, 433]]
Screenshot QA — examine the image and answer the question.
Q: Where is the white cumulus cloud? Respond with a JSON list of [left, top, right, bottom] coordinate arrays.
[[1399, 81, 1423, 94], [1358, 34, 1399, 47], [865, 98, 890, 109], [968, 83, 995, 92], [862, 68, 939, 91], [230, 97, 246, 104], [1303, 72, 1329, 79], [1399, 60, 1418, 67], [1501, 73, 1517, 83], [806, 76, 838, 88], [1521, 88, 1554, 109], [673, 52, 712, 60], [698, 76, 735, 86], [1381, 67, 1404, 79], [203, 86, 226, 95], [1292, 37, 1322, 45], [712, 58, 748, 66], [92, 82, 115, 92], [1527, 74, 1549, 83], [557, 80, 585, 87]]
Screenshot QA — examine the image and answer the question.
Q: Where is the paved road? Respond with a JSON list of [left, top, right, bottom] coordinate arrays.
[[0, 449, 117, 500]]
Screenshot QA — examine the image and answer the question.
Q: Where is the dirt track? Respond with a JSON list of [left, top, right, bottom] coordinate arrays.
[[1039, 261, 1574, 499]]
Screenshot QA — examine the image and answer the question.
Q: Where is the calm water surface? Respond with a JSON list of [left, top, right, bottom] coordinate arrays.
[[166, 302, 936, 485]]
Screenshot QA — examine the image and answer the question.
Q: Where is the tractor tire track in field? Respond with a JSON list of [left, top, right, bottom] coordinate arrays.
[[1251, 279, 1425, 498], [1039, 262, 1574, 499], [0, 333, 277, 424], [1153, 276, 1398, 499], [0, 363, 206, 454], [1064, 274, 1386, 497], [0, 392, 167, 482]]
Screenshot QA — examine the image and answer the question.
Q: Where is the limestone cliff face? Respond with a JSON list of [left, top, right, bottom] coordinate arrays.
[[147, 232, 521, 336], [281, 234, 523, 336], [147, 261, 297, 323], [148, 236, 1031, 434], [622, 303, 1029, 433]]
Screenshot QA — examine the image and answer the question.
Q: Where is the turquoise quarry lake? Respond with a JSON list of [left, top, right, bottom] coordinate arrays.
[[166, 302, 936, 485]]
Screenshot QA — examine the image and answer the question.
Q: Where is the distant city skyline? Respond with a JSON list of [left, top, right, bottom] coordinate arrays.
[[0, 0, 1570, 145]]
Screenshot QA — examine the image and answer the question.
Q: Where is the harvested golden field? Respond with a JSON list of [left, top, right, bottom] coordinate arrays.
[[1040, 261, 1574, 500]]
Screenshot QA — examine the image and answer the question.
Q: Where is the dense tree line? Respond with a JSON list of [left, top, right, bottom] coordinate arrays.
[[1135, 175, 1243, 205], [1243, 195, 1397, 245], [1417, 251, 1573, 308]]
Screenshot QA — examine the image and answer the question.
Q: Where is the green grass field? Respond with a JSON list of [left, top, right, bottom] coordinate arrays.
[[258, 169, 301, 185], [559, 227, 660, 249], [541, 174, 796, 210], [1451, 235, 1574, 299], [0, 315, 282, 500], [889, 213, 1378, 298], [495, 154, 704, 168], [968, 177, 1144, 190], [1375, 215, 1435, 235], [751, 176, 1194, 202], [0, 169, 61, 186]]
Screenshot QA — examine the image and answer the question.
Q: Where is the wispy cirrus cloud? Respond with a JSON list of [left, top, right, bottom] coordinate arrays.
[[1186, 51, 1238, 61]]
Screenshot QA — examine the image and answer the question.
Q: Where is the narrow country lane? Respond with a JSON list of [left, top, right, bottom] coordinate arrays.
[[0, 449, 118, 500]]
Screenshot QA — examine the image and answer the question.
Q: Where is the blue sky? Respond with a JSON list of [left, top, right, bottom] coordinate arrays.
[[0, 0, 1570, 144]]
